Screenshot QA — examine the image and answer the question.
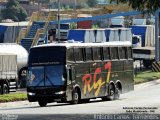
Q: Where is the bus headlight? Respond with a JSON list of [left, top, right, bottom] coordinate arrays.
[[28, 92, 36, 96], [55, 91, 65, 95]]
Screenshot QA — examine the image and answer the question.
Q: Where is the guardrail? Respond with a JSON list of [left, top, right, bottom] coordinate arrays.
[[31, 11, 57, 47], [16, 28, 27, 44]]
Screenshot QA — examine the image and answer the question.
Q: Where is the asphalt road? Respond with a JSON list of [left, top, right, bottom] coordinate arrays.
[[0, 79, 160, 120]]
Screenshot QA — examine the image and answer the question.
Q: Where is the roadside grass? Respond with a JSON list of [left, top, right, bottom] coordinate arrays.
[[134, 70, 160, 84], [0, 93, 27, 103]]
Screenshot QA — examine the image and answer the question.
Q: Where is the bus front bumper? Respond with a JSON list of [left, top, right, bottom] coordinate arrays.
[[27, 91, 66, 102]]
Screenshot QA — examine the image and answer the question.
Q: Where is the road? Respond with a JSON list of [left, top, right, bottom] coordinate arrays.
[[0, 79, 160, 120]]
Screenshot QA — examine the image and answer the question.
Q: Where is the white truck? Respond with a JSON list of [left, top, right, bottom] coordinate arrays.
[[130, 20, 155, 68], [0, 43, 28, 94], [0, 54, 18, 94], [56, 23, 70, 41]]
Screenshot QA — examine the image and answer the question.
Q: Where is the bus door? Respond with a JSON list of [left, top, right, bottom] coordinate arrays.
[[66, 67, 75, 101]]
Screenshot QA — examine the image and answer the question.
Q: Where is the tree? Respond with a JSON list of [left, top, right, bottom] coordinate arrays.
[[127, 0, 160, 14], [1, 0, 28, 22], [110, 0, 160, 14], [87, 0, 98, 7]]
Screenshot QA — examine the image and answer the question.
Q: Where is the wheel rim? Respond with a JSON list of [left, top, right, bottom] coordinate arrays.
[[110, 90, 114, 96], [74, 92, 79, 101], [110, 85, 114, 96]]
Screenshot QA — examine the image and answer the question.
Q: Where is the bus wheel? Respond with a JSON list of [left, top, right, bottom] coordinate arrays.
[[102, 84, 115, 101], [71, 89, 80, 104], [3, 84, 9, 94], [38, 100, 47, 107]]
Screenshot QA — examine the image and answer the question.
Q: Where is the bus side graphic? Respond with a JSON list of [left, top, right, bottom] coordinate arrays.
[[82, 61, 111, 97]]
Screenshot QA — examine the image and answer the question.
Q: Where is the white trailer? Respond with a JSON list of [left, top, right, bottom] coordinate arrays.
[[0, 43, 28, 94], [0, 54, 18, 94]]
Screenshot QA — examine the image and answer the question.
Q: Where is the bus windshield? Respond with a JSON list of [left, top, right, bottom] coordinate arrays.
[[28, 46, 66, 66], [28, 65, 65, 87]]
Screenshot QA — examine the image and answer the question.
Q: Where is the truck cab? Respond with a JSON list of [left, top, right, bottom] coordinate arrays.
[[56, 23, 70, 41]]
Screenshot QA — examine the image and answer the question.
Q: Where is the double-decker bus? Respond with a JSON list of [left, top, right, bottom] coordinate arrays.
[[27, 41, 134, 107]]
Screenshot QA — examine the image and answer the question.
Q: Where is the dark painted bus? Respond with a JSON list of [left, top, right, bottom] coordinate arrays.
[[27, 42, 134, 107]]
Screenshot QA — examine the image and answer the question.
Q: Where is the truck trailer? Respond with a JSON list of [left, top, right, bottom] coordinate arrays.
[[0, 54, 18, 94], [0, 43, 28, 94]]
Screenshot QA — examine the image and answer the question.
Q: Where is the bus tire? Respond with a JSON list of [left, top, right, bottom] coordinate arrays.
[[38, 100, 47, 107], [102, 84, 115, 101], [3, 83, 9, 94], [114, 82, 121, 100], [71, 89, 80, 104]]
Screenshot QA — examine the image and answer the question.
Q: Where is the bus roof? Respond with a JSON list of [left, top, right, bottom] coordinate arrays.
[[33, 41, 132, 49]]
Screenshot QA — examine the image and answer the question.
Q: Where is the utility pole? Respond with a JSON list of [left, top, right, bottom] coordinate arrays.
[[74, 0, 77, 10], [57, 0, 60, 42], [38, 0, 40, 12], [152, 10, 160, 72], [155, 10, 160, 62]]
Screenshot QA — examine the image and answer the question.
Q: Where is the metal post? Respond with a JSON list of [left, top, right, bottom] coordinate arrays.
[[45, 31, 48, 44], [155, 10, 160, 62], [74, 0, 77, 10], [57, 0, 60, 42], [38, 0, 40, 11]]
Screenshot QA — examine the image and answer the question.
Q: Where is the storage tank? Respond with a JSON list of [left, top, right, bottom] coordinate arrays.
[[0, 43, 28, 70]]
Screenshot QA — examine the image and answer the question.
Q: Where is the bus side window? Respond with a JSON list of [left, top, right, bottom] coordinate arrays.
[[67, 48, 74, 62], [85, 48, 93, 61], [74, 48, 83, 62], [92, 47, 101, 61], [103, 47, 110, 60], [118, 47, 126, 59], [82, 48, 85, 61], [100, 47, 104, 60], [124, 47, 127, 59], [110, 47, 118, 60], [128, 47, 133, 59]]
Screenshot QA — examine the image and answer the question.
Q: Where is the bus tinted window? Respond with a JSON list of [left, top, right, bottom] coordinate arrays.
[[28, 46, 66, 66], [67, 48, 74, 61], [110, 47, 118, 60], [128, 47, 132, 59], [103, 47, 110, 60], [119, 47, 127, 59], [85, 48, 92, 61], [74, 48, 83, 61], [92, 47, 101, 60]]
